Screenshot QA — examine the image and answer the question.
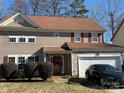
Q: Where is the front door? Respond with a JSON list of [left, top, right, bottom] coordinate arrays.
[[52, 56, 63, 75]]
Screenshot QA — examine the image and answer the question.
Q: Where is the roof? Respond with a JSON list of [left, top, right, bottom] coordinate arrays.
[[43, 47, 70, 54], [27, 16, 105, 32], [65, 42, 124, 52], [111, 18, 124, 41], [0, 13, 105, 32]]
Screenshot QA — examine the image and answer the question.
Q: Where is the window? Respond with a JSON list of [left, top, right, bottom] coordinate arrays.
[[83, 33, 89, 43], [9, 38, 16, 43], [84, 33, 89, 37], [9, 36, 36, 43], [19, 37, 26, 42], [18, 57, 25, 69], [28, 38, 35, 42], [91, 33, 98, 43], [9, 57, 15, 63], [28, 56, 35, 62], [53, 32, 60, 38], [74, 33, 81, 42]]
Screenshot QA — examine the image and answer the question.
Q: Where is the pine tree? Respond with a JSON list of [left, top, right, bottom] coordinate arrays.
[[66, 0, 88, 17]]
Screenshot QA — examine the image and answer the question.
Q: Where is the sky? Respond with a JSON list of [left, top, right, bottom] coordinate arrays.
[[0, 0, 122, 44]]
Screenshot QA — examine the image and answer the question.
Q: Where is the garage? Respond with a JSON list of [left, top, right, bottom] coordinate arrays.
[[78, 57, 120, 78]]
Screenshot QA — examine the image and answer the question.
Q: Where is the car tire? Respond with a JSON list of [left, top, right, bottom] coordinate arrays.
[[112, 81, 120, 88], [100, 78, 106, 87]]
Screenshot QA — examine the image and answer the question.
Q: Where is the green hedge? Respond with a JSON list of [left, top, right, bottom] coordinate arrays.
[[38, 62, 53, 80], [0, 61, 53, 80], [1, 62, 17, 80], [24, 62, 38, 80]]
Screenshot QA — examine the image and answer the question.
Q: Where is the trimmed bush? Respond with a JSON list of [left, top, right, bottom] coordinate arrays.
[[38, 62, 53, 80], [0, 65, 2, 79], [24, 62, 38, 80], [1, 62, 17, 80]]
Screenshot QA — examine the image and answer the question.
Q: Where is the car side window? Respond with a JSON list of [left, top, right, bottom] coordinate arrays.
[[92, 66, 99, 74]]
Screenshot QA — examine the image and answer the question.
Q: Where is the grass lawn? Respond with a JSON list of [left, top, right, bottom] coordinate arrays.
[[0, 82, 105, 93], [0, 77, 123, 93]]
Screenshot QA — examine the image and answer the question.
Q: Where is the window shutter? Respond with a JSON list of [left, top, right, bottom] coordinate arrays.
[[98, 33, 101, 43], [88, 33, 91, 43], [3, 56, 8, 63], [71, 33, 74, 42], [81, 33, 84, 42], [35, 56, 39, 62]]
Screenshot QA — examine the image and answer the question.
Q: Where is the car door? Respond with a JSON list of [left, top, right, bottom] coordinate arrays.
[[92, 66, 100, 80]]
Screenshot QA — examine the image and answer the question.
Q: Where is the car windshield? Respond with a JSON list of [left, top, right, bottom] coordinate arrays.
[[99, 65, 117, 72]]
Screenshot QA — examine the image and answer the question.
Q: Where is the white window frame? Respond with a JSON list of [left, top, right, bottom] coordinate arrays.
[[8, 57, 16, 63], [28, 36, 36, 43], [74, 32, 81, 42], [8, 54, 36, 70], [9, 36, 36, 43], [19, 36, 27, 43], [9, 36, 19, 43], [91, 33, 98, 43]]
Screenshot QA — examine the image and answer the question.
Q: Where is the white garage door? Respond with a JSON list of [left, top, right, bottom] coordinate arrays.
[[78, 57, 119, 78]]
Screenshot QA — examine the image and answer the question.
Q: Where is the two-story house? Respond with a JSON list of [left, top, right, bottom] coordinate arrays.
[[0, 13, 124, 78]]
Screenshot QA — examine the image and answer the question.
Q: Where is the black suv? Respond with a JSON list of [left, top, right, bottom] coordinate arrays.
[[85, 64, 124, 88]]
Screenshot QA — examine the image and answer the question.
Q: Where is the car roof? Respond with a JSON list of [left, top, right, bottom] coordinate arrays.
[[91, 64, 111, 67]]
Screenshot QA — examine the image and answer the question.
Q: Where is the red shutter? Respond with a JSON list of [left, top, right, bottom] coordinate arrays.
[[3, 56, 8, 63], [81, 33, 84, 42], [98, 33, 101, 43], [71, 33, 74, 42], [35, 56, 39, 62], [102, 33, 104, 43], [88, 33, 91, 43]]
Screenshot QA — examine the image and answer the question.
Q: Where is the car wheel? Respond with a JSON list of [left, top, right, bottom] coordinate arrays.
[[100, 78, 106, 87], [112, 81, 120, 88]]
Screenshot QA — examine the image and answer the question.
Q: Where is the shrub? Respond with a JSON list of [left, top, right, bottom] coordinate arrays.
[[1, 62, 17, 80], [38, 62, 53, 80], [24, 62, 38, 80], [0, 65, 2, 79]]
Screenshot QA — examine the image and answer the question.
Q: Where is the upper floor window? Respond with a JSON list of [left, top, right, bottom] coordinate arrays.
[[83, 33, 89, 43], [9, 36, 36, 43], [9, 57, 15, 63], [74, 32, 81, 42], [91, 33, 98, 43], [28, 38, 35, 42], [9, 37, 16, 43], [28, 56, 35, 62], [19, 37, 26, 43]]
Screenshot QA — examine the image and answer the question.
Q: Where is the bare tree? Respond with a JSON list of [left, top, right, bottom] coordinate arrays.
[[102, 0, 124, 35], [28, 0, 42, 16], [39, 0, 67, 16], [9, 0, 28, 15], [88, 0, 124, 43], [98, 0, 124, 36], [0, 0, 5, 20]]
